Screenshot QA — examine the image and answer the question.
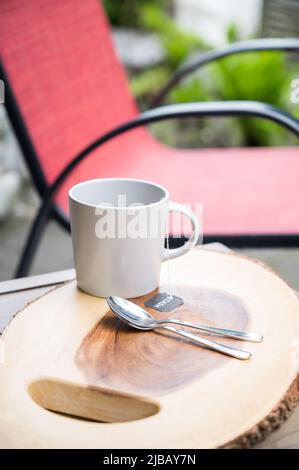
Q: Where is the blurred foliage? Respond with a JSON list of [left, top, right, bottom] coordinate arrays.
[[211, 51, 299, 146], [104, 2, 299, 147], [140, 4, 207, 69], [103, 0, 171, 28], [169, 50, 299, 147], [130, 5, 206, 107], [130, 67, 169, 100]]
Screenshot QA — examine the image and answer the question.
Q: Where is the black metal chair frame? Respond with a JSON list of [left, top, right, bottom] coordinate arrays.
[[1, 38, 299, 278]]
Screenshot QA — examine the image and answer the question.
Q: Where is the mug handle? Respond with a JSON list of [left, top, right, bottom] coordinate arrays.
[[162, 201, 200, 261]]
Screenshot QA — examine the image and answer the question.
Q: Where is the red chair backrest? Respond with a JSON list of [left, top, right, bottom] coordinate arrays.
[[0, 0, 138, 185]]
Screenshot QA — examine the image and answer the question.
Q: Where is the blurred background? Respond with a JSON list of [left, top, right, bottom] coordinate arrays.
[[1, 0, 299, 286]]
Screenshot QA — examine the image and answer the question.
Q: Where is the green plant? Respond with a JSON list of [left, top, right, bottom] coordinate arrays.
[[130, 67, 169, 106], [210, 50, 299, 146], [140, 5, 206, 69], [130, 5, 207, 104], [103, 0, 171, 28], [145, 18, 299, 147], [106, 1, 299, 147]]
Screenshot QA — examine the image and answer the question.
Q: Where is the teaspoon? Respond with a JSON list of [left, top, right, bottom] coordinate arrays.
[[107, 296, 262, 342], [107, 296, 252, 360]]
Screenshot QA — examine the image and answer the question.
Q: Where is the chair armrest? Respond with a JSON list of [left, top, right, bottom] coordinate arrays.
[[50, 101, 299, 210], [35, 100, 299, 214], [151, 38, 299, 107]]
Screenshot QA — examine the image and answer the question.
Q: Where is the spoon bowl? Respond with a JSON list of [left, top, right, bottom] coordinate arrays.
[[107, 297, 158, 330]]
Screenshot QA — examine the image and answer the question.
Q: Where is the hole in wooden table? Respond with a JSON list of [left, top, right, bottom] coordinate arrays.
[[28, 378, 160, 423]]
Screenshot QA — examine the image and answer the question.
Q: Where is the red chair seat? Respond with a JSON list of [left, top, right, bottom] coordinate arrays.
[[54, 128, 299, 235]]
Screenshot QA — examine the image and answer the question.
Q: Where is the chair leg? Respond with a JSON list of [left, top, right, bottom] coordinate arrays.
[[14, 205, 50, 278]]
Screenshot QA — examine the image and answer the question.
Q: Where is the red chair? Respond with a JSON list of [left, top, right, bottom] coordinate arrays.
[[1, 0, 299, 277]]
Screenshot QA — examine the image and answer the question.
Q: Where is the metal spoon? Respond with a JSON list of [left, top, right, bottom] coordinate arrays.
[[107, 296, 252, 360], [107, 296, 263, 342]]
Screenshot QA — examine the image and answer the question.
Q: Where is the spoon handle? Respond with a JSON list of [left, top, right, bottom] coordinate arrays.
[[161, 319, 262, 343], [160, 326, 251, 360]]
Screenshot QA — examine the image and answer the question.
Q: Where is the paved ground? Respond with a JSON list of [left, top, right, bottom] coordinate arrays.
[[0, 184, 72, 279], [0, 184, 299, 291]]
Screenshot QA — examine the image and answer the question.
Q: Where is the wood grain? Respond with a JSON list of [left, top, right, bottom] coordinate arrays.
[[76, 286, 249, 395], [0, 249, 299, 448]]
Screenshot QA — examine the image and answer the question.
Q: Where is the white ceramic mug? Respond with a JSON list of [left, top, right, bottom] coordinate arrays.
[[69, 178, 200, 298]]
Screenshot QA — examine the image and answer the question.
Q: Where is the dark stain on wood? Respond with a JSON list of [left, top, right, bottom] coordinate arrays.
[[75, 286, 249, 395]]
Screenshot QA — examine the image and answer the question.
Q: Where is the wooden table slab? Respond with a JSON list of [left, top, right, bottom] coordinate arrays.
[[0, 246, 299, 449]]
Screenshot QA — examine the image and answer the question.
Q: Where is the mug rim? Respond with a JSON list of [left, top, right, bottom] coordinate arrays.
[[68, 178, 169, 209]]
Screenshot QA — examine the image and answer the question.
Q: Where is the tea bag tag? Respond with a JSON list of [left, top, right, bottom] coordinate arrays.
[[144, 292, 183, 312]]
